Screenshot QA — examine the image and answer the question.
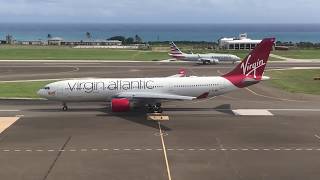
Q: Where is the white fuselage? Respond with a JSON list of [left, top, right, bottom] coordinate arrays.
[[174, 53, 240, 63], [38, 76, 237, 102]]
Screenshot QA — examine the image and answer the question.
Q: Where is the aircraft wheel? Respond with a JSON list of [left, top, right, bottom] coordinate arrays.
[[145, 104, 153, 113], [156, 107, 163, 113], [62, 106, 68, 111], [155, 103, 163, 113], [145, 103, 162, 113], [62, 102, 68, 111]]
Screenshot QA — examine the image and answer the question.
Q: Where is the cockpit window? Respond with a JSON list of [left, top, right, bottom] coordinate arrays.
[[42, 87, 50, 90]]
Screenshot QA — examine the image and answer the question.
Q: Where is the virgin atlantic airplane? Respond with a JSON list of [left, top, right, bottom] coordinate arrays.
[[37, 38, 275, 113]]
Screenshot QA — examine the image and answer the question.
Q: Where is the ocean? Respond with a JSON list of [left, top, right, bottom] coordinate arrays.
[[1, 23, 320, 43]]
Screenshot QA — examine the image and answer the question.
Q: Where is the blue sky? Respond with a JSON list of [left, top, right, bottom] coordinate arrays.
[[0, 0, 319, 23]]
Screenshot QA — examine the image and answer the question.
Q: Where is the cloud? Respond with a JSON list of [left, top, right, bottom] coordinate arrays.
[[0, 0, 319, 23]]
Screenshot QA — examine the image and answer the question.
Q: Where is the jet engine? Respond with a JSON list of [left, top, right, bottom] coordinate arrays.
[[200, 58, 219, 64], [111, 98, 130, 112]]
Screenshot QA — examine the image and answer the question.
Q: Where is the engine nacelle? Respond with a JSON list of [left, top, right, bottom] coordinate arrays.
[[111, 98, 130, 112], [200, 58, 219, 64], [211, 59, 219, 64]]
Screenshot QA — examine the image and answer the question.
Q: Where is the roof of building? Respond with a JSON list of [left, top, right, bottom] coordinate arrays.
[[220, 33, 261, 44], [220, 38, 261, 44], [62, 39, 122, 43], [49, 37, 64, 41]]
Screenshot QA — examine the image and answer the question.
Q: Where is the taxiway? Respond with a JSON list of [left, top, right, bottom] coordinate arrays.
[[0, 61, 320, 180]]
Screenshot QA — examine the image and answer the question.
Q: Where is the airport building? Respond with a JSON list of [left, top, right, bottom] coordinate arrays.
[[61, 39, 122, 46], [17, 40, 46, 45], [47, 37, 122, 46], [48, 37, 64, 45], [219, 33, 262, 50]]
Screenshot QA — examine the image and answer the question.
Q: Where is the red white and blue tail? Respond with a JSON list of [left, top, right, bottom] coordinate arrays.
[[222, 38, 275, 88], [169, 42, 184, 59]]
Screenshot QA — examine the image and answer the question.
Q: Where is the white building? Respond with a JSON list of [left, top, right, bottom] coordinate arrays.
[[18, 40, 45, 45], [48, 37, 64, 46], [61, 40, 122, 46], [219, 33, 262, 50]]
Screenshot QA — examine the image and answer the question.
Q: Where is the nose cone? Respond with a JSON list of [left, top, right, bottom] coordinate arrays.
[[233, 56, 241, 62], [37, 89, 46, 98]]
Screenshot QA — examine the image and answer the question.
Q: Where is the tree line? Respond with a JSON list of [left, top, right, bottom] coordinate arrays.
[[108, 35, 143, 44], [276, 41, 320, 48], [47, 32, 144, 45]]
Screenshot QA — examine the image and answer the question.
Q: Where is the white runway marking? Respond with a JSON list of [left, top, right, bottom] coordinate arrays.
[[232, 109, 274, 116], [1, 147, 320, 152], [43, 63, 102, 65], [0, 110, 20, 112]]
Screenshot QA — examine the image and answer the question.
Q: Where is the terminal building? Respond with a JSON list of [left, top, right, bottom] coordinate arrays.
[[47, 37, 122, 46], [219, 33, 262, 50]]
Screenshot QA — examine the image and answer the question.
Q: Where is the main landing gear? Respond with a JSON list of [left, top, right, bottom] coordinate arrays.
[[145, 103, 163, 113], [62, 102, 68, 111]]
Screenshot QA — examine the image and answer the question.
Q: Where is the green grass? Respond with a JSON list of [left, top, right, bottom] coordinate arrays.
[[0, 46, 170, 60], [0, 45, 288, 61], [273, 49, 320, 59], [0, 81, 53, 98], [265, 69, 320, 95]]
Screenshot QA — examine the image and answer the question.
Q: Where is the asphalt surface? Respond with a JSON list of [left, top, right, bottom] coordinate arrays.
[[1, 61, 320, 180], [1, 61, 320, 81]]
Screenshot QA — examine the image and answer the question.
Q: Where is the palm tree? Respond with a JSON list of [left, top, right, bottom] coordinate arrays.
[[86, 32, 92, 39], [134, 34, 143, 43]]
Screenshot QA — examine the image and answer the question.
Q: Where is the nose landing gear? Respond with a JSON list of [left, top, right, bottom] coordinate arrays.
[[62, 102, 68, 111]]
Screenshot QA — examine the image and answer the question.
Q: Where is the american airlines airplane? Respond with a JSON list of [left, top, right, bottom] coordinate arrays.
[[169, 42, 241, 64], [37, 38, 275, 113]]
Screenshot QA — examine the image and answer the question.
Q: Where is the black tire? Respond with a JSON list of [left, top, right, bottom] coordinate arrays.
[[145, 105, 153, 113], [62, 106, 68, 111]]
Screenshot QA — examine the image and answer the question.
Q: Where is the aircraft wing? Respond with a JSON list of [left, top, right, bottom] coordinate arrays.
[[115, 92, 195, 100], [167, 69, 186, 78]]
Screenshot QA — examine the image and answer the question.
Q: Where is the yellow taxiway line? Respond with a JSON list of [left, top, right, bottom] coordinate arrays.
[[158, 121, 172, 180]]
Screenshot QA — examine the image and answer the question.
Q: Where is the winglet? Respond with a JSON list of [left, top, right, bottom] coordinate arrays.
[[178, 68, 186, 77], [168, 68, 187, 78]]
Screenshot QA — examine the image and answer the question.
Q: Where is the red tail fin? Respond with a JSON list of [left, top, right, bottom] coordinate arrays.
[[223, 38, 275, 88]]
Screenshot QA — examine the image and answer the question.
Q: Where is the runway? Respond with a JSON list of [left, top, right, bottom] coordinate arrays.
[[1, 61, 320, 180], [1, 61, 320, 81]]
